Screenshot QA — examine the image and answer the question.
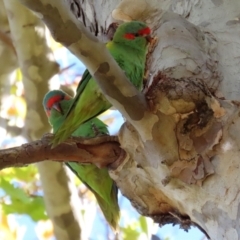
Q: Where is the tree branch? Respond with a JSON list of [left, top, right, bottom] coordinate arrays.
[[0, 134, 125, 170], [18, 0, 148, 124]]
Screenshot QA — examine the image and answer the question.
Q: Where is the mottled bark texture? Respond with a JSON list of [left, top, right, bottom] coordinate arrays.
[[19, 0, 148, 127], [2, 1, 85, 239], [3, 0, 240, 239], [0, 0, 18, 137]]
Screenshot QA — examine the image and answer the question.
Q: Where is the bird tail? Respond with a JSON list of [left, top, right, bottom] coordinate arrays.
[[94, 184, 120, 231], [66, 162, 120, 230]]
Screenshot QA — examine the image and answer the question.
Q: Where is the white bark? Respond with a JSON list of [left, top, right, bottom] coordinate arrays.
[[0, 0, 18, 135], [15, 0, 240, 239], [111, 1, 240, 239], [2, 1, 85, 239], [19, 0, 148, 129], [37, 162, 86, 240]]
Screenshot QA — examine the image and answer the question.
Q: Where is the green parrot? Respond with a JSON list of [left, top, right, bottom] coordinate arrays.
[[43, 90, 120, 230], [52, 21, 151, 146]]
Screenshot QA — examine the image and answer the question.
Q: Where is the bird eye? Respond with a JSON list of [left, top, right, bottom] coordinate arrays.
[[134, 33, 139, 37]]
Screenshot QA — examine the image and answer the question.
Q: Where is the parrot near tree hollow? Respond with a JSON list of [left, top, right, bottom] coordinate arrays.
[[51, 21, 152, 147], [43, 90, 120, 230]]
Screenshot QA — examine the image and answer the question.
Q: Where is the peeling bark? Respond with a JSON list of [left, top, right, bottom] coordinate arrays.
[[2, 1, 85, 239], [5, 0, 240, 239], [0, 0, 18, 134], [18, 0, 149, 128], [3, 0, 58, 140], [37, 162, 85, 240]]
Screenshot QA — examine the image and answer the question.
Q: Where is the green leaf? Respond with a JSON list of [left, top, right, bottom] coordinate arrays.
[[0, 166, 38, 182], [0, 178, 30, 203], [13, 166, 38, 182], [121, 226, 140, 240], [0, 177, 47, 221], [139, 216, 148, 236], [25, 197, 47, 221], [2, 197, 47, 221], [16, 68, 22, 81]]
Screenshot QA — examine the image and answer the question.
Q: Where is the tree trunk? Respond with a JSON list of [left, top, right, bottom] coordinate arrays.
[[2, 1, 85, 239], [12, 0, 240, 239]]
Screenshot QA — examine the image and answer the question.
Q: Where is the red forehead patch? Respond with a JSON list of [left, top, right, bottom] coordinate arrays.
[[124, 33, 135, 39], [138, 27, 151, 35], [47, 95, 62, 109]]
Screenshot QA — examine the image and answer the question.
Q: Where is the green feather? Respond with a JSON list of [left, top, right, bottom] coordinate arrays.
[[52, 21, 150, 146], [43, 91, 120, 230]]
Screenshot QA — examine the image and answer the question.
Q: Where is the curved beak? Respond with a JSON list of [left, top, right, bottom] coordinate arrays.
[[53, 102, 63, 115]]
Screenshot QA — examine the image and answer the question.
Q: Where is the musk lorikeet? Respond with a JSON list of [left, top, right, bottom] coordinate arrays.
[[43, 90, 120, 230], [52, 21, 151, 146]]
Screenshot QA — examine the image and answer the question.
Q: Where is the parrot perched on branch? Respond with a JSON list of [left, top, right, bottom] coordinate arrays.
[[52, 21, 151, 146], [43, 90, 120, 230]]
